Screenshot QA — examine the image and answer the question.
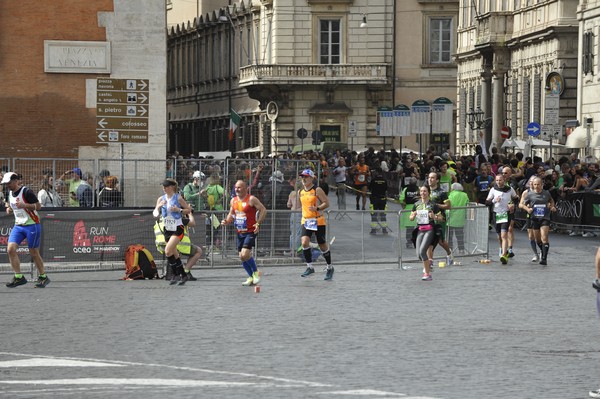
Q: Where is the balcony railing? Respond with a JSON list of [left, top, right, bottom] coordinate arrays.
[[238, 64, 389, 87]]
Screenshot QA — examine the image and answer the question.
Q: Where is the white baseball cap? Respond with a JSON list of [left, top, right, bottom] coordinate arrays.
[[1, 172, 19, 184], [192, 171, 205, 179]]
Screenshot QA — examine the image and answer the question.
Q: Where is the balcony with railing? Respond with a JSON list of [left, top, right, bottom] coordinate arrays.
[[238, 63, 390, 87], [474, 12, 514, 48]]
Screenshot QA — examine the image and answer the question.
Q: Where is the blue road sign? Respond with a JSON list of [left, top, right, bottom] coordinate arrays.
[[527, 122, 541, 137]]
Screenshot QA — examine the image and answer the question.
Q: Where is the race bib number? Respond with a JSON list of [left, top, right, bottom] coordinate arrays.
[[304, 218, 318, 231], [495, 212, 508, 224], [13, 209, 28, 225], [164, 216, 177, 231], [358, 174, 366, 183], [416, 209, 429, 225], [533, 204, 546, 218], [479, 181, 489, 191], [234, 216, 248, 231]]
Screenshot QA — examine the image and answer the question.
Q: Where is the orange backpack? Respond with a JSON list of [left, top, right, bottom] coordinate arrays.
[[123, 244, 158, 280]]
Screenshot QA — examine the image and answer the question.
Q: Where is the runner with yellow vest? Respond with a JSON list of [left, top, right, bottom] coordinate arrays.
[[298, 169, 334, 281]]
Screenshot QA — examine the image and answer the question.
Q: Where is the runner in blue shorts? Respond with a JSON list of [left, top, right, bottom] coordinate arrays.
[[1, 172, 50, 288]]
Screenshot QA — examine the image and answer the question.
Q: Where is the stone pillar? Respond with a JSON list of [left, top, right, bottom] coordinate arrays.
[[491, 72, 505, 151], [480, 69, 492, 153]]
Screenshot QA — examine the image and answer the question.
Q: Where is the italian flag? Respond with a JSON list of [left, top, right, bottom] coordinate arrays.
[[229, 108, 241, 142]]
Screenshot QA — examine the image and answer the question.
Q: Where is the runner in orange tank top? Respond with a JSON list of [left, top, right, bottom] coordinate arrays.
[[298, 169, 334, 281], [351, 156, 370, 210]]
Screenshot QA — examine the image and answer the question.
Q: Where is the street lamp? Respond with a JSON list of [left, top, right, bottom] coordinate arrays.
[[466, 107, 485, 131], [466, 107, 491, 143]]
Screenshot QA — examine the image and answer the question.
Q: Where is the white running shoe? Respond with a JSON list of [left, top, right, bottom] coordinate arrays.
[[531, 254, 539, 263], [252, 271, 261, 285]]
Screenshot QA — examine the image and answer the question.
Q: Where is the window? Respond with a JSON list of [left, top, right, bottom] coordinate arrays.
[[319, 19, 341, 64], [583, 31, 594, 75], [429, 18, 453, 64]]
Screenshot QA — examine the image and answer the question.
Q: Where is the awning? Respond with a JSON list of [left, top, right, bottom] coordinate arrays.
[[236, 146, 262, 154], [501, 138, 565, 150]]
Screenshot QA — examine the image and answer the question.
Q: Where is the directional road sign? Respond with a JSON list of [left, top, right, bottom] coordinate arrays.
[[526, 122, 541, 137], [96, 78, 149, 143]]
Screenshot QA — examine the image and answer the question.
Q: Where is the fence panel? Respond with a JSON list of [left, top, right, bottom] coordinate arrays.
[[398, 204, 489, 270]]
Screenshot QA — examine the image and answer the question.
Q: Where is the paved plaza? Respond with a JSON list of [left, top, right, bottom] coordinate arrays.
[[0, 229, 598, 399]]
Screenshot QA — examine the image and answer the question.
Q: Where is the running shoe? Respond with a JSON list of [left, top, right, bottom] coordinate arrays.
[[186, 272, 197, 281], [422, 259, 434, 274], [508, 249, 515, 258], [324, 266, 334, 281], [169, 274, 181, 285], [500, 254, 508, 265], [589, 388, 600, 398], [539, 258, 547, 266], [369, 228, 377, 235], [382, 228, 388, 234], [252, 271, 261, 285], [445, 253, 453, 266], [531, 254, 539, 263], [301, 267, 315, 277], [6, 276, 27, 288], [592, 279, 600, 291], [583, 232, 597, 238], [421, 273, 432, 281], [498, 248, 503, 257], [34, 275, 51, 288], [242, 276, 254, 286]]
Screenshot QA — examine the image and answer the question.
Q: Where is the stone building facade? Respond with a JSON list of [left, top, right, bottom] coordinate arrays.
[[455, 0, 580, 157], [167, 0, 460, 156]]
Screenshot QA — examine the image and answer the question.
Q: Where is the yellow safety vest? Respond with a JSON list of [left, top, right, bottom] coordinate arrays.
[[153, 220, 193, 255]]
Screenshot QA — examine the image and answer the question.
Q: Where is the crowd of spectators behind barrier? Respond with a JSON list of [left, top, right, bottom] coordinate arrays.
[[165, 146, 600, 215], [0, 166, 122, 210], [0, 146, 598, 213]]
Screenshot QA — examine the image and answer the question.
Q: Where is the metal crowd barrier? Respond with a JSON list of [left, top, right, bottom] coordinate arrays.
[[0, 204, 490, 278]]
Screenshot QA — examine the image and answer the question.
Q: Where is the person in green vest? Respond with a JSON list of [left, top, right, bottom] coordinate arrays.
[[204, 174, 225, 211], [183, 170, 206, 211], [439, 162, 457, 192], [154, 211, 203, 281], [399, 177, 420, 248], [447, 182, 470, 255], [58, 167, 83, 207]]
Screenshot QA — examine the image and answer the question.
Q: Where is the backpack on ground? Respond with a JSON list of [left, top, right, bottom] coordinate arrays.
[[123, 244, 159, 280]]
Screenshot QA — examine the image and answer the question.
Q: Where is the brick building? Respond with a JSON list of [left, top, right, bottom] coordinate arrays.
[[0, 1, 167, 163]]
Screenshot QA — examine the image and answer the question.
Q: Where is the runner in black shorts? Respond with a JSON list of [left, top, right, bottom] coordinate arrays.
[[519, 177, 556, 265]]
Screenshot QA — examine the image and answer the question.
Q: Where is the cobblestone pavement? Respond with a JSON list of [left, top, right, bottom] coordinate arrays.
[[0, 230, 598, 399]]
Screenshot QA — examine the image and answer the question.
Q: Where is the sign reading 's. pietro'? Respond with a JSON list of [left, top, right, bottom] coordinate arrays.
[[96, 78, 149, 143]]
